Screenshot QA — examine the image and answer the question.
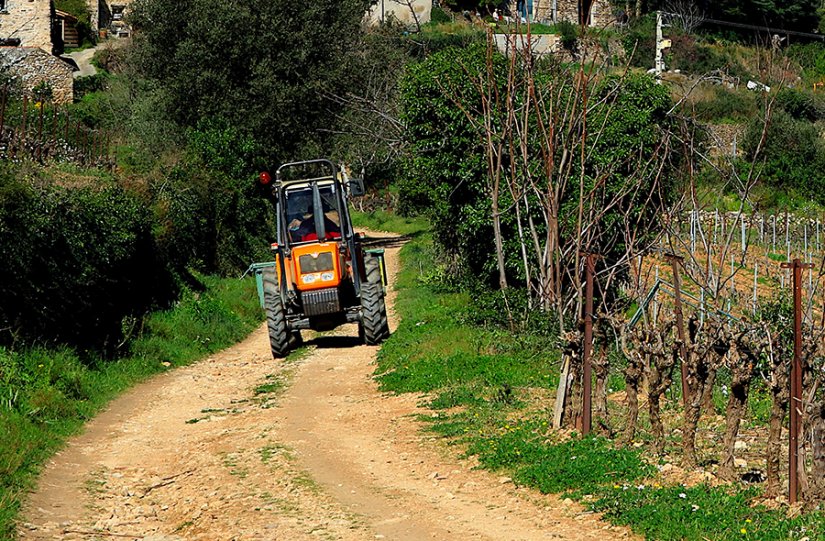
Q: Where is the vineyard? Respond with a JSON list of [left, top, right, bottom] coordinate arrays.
[[557, 208, 825, 508], [0, 85, 112, 167]]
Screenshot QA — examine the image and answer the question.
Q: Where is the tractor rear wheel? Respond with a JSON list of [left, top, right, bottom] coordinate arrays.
[[360, 281, 390, 345], [365, 254, 383, 286], [262, 269, 290, 359]]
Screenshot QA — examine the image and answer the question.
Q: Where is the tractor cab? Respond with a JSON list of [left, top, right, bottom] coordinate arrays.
[[251, 159, 390, 359]]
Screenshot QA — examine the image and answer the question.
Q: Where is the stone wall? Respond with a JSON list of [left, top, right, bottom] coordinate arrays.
[[88, 0, 99, 30], [367, 0, 431, 28], [0, 0, 53, 52], [493, 32, 560, 56], [0, 47, 74, 104]]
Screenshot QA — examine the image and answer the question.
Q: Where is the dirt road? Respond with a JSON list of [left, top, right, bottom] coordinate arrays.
[[19, 235, 636, 541]]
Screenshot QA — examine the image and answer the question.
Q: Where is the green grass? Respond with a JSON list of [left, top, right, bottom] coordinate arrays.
[[593, 484, 821, 541], [376, 223, 825, 541], [0, 274, 262, 539], [350, 209, 429, 237]]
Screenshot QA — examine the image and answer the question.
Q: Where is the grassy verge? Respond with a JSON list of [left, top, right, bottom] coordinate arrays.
[[377, 231, 824, 540], [350, 209, 429, 237], [0, 274, 262, 539]]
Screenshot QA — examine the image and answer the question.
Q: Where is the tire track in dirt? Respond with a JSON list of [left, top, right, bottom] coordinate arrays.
[[19, 234, 638, 541]]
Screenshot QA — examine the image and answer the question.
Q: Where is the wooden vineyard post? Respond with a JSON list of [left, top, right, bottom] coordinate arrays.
[[781, 258, 813, 504], [581, 253, 596, 436], [665, 254, 690, 406]]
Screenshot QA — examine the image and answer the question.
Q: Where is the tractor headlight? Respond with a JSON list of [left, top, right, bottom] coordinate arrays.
[[301, 274, 318, 284], [299, 252, 334, 273], [320, 272, 334, 282]]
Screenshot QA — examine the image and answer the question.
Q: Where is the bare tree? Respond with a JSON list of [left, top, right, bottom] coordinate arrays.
[[663, 0, 705, 33]]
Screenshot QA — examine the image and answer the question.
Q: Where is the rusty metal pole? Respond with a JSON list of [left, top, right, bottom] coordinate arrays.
[[782, 258, 813, 504], [582, 253, 596, 436], [666, 254, 690, 406]]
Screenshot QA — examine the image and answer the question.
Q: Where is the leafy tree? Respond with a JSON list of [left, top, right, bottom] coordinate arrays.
[[399, 44, 681, 320], [129, 0, 370, 164]]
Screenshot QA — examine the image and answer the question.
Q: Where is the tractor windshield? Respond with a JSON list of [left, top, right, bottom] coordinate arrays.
[[284, 183, 342, 244]]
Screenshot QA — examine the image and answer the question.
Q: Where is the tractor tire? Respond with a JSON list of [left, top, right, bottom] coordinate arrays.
[[360, 281, 390, 345], [365, 253, 383, 286], [262, 269, 291, 359]]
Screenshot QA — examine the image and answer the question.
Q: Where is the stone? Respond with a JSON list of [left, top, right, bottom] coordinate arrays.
[[0, 47, 74, 104], [0, 0, 52, 52], [734, 440, 748, 451]]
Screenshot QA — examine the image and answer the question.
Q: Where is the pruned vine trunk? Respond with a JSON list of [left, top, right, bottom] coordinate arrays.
[[719, 360, 752, 480]]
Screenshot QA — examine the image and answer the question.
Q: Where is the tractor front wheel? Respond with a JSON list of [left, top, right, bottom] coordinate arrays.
[[262, 269, 291, 359], [360, 281, 390, 345]]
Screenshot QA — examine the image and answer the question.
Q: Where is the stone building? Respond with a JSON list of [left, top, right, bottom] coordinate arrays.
[[87, 0, 134, 34], [0, 1, 75, 104], [512, 0, 615, 27], [0, 0, 55, 52], [367, 0, 432, 27], [0, 47, 74, 104]]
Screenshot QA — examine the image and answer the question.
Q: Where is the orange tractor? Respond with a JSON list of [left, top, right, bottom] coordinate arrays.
[[251, 159, 390, 359]]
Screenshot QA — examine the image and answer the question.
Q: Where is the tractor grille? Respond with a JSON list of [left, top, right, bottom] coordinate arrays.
[[302, 287, 341, 317]]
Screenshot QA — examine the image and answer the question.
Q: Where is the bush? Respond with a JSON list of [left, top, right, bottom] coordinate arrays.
[[693, 87, 756, 122], [742, 110, 825, 202], [0, 170, 176, 349], [73, 73, 109, 100], [429, 5, 452, 24], [775, 87, 824, 122], [557, 20, 577, 52], [622, 14, 656, 69]]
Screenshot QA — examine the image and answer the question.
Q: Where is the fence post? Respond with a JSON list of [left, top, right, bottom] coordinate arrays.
[[781, 258, 813, 505]]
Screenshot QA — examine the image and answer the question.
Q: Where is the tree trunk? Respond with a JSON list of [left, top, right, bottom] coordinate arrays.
[[701, 367, 718, 415], [809, 402, 825, 505], [719, 369, 750, 481], [622, 360, 642, 444], [650, 394, 665, 455], [682, 390, 702, 468]]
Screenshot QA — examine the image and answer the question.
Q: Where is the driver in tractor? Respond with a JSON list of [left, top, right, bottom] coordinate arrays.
[[287, 198, 342, 243]]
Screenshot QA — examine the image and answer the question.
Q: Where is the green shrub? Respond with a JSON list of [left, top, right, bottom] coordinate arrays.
[[73, 73, 109, 100], [557, 20, 577, 51], [693, 88, 756, 122], [0, 171, 176, 349], [786, 42, 825, 81], [622, 14, 656, 69], [742, 110, 825, 201], [776, 87, 823, 122], [429, 5, 452, 24]]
